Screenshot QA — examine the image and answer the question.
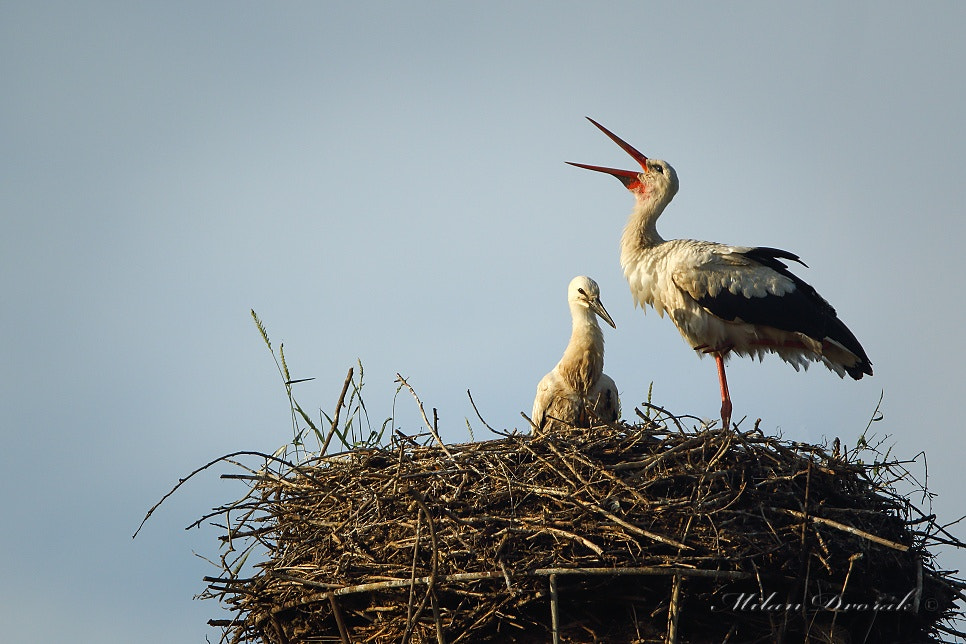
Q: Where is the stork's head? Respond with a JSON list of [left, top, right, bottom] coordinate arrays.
[[568, 276, 616, 329], [568, 118, 679, 205]]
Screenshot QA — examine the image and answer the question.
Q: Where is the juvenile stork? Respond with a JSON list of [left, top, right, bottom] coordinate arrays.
[[568, 118, 872, 429], [532, 276, 620, 433]]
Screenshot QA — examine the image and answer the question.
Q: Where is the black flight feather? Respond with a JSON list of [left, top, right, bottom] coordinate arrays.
[[695, 246, 873, 379]]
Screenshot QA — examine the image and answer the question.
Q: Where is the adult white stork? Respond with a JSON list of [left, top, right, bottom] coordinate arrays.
[[532, 276, 620, 433], [568, 118, 872, 429]]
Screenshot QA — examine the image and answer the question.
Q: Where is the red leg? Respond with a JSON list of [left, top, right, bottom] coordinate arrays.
[[714, 352, 733, 429]]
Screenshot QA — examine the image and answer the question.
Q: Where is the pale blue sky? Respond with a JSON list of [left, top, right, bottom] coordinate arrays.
[[3, 2, 965, 641]]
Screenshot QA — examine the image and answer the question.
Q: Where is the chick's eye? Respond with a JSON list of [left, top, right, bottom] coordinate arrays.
[[654, 165, 664, 174], [577, 288, 587, 296]]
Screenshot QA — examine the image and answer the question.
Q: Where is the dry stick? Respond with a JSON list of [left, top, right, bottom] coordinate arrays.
[[532, 566, 751, 579], [207, 619, 242, 627], [268, 572, 339, 590], [404, 507, 424, 640], [430, 591, 447, 644], [251, 567, 756, 631], [542, 440, 593, 488], [511, 482, 570, 497], [629, 602, 642, 642], [797, 459, 814, 633], [133, 450, 315, 538], [433, 408, 441, 450], [327, 592, 352, 644], [800, 459, 812, 551], [516, 441, 583, 492], [580, 498, 691, 550], [780, 508, 910, 551], [466, 389, 499, 435], [555, 443, 653, 507], [516, 523, 604, 557], [934, 621, 966, 639], [669, 456, 703, 644], [914, 558, 923, 613], [520, 411, 539, 432], [331, 571, 505, 595], [402, 492, 441, 644], [830, 553, 862, 639], [275, 567, 749, 606], [705, 430, 734, 470], [267, 614, 287, 644], [396, 374, 454, 459], [609, 435, 707, 472], [498, 560, 512, 591], [520, 440, 688, 549], [320, 367, 354, 456], [636, 401, 700, 433]]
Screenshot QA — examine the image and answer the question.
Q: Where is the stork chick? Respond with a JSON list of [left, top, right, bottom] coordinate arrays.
[[568, 118, 872, 429], [532, 276, 620, 433]]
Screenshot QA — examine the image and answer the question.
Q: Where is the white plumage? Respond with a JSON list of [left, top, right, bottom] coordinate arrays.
[[569, 118, 872, 428], [531, 276, 620, 433]]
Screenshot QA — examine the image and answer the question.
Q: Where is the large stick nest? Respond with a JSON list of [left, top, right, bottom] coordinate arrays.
[[199, 413, 965, 643]]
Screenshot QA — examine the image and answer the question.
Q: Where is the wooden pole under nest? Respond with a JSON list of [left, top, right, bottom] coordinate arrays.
[[327, 592, 352, 644], [666, 574, 682, 644], [550, 573, 560, 644]]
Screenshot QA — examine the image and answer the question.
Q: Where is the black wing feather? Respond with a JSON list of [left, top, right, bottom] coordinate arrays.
[[695, 247, 872, 378]]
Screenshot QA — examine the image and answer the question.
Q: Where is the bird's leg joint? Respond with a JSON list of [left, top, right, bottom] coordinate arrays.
[[694, 343, 733, 356]]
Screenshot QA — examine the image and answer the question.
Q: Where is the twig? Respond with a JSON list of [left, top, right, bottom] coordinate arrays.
[[609, 435, 707, 472], [268, 572, 339, 590], [780, 508, 910, 551], [332, 571, 504, 595], [133, 450, 312, 538], [575, 498, 691, 550], [830, 553, 862, 638], [402, 491, 441, 644], [531, 566, 750, 580], [466, 389, 499, 435], [404, 502, 424, 640], [517, 523, 604, 557], [636, 402, 704, 433], [800, 460, 812, 549], [914, 558, 923, 613], [396, 374, 454, 459], [520, 411, 539, 432], [293, 566, 751, 601], [430, 590, 447, 644], [320, 367, 354, 455]]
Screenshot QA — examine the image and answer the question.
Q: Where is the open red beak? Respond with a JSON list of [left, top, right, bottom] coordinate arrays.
[[567, 118, 649, 188]]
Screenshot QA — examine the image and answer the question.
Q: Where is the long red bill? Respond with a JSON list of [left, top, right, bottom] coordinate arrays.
[[565, 161, 641, 188], [567, 118, 649, 188], [584, 117, 649, 169]]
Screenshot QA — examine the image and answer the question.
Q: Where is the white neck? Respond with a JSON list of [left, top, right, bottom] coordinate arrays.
[[558, 305, 605, 394], [621, 192, 669, 266]]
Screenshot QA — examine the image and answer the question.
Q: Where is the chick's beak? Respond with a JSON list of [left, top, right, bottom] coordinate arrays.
[[590, 297, 617, 329]]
